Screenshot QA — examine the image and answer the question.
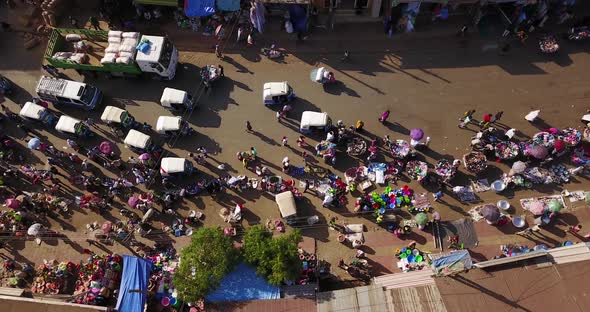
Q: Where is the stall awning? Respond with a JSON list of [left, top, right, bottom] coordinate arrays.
[[116, 256, 154, 312], [134, 0, 183, 6]]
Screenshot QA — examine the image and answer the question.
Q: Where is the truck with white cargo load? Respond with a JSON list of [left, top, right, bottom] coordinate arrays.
[[44, 28, 178, 80]]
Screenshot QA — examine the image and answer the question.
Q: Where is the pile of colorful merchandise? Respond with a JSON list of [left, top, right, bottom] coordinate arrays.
[[71, 254, 123, 306], [395, 247, 428, 272], [32, 259, 77, 295], [355, 186, 414, 217]]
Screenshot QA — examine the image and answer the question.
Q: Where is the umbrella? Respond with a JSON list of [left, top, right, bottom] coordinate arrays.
[[99, 141, 112, 154], [530, 145, 548, 159], [139, 153, 151, 160], [585, 192, 590, 204], [410, 128, 424, 141], [414, 212, 428, 225], [480, 205, 500, 223], [142, 208, 155, 223], [27, 223, 42, 236], [554, 140, 566, 152], [127, 196, 139, 208], [27, 138, 41, 150], [525, 110, 540, 122], [529, 201, 545, 215], [5, 198, 20, 209], [511, 161, 527, 174], [548, 200, 563, 213]]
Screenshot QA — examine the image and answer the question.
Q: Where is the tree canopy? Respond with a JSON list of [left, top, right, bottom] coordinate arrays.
[[242, 225, 302, 286], [173, 227, 239, 303]]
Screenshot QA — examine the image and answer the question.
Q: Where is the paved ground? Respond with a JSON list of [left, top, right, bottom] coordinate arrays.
[[0, 3, 590, 285]]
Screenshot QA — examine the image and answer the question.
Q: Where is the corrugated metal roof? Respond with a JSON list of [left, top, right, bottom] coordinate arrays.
[[317, 285, 387, 312], [385, 285, 447, 312], [436, 260, 590, 312]]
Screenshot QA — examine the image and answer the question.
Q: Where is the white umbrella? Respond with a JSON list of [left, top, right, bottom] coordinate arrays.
[[511, 161, 527, 174], [27, 223, 43, 236], [525, 110, 540, 122], [142, 208, 155, 223]]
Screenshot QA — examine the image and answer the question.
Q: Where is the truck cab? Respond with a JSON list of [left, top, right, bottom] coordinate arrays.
[[135, 35, 179, 80]]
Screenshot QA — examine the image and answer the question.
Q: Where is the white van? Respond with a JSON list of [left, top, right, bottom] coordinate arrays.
[[35, 76, 102, 111]]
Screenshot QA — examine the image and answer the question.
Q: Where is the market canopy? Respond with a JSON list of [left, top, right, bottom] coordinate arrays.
[[116, 255, 153, 312]]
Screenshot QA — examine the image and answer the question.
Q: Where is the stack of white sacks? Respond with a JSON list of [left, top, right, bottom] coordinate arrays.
[[101, 31, 140, 65]]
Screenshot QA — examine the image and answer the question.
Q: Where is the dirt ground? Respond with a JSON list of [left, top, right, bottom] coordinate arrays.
[[0, 2, 590, 285]]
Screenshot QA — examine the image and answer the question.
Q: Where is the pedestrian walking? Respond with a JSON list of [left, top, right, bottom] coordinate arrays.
[[218, 65, 224, 77], [276, 111, 281, 122], [379, 110, 390, 123], [433, 189, 444, 202], [296, 136, 305, 147], [250, 147, 257, 159], [142, 122, 152, 132], [303, 179, 310, 193], [86, 117, 96, 128], [89, 16, 101, 30], [246, 121, 253, 132], [215, 44, 222, 59], [281, 136, 288, 146], [341, 51, 349, 62], [81, 159, 89, 171], [480, 114, 492, 129], [355, 120, 364, 132], [458, 115, 471, 128], [1, 104, 9, 114], [197, 146, 208, 158], [302, 151, 308, 164]]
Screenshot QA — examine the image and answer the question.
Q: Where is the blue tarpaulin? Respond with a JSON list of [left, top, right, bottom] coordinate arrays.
[[185, 0, 215, 17], [216, 0, 240, 11], [288, 5, 308, 33], [206, 263, 280, 302], [116, 256, 154, 312]]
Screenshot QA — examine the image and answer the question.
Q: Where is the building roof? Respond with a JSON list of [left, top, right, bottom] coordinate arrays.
[[317, 284, 387, 312], [207, 298, 316, 312], [436, 260, 590, 312], [0, 295, 107, 312]]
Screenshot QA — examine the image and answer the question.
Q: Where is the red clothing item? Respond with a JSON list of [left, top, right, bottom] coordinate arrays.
[[483, 114, 492, 123]]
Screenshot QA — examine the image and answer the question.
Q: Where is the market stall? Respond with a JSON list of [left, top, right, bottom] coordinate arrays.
[[494, 141, 520, 160], [390, 139, 410, 159], [435, 159, 456, 182], [463, 151, 487, 174]]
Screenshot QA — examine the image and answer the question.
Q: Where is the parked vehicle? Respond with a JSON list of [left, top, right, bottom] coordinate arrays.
[[263, 82, 295, 106], [160, 157, 194, 177], [275, 191, 298, 225], [123, 129, 163, 157], [44, 28, 179, 80], [300, 111, 332, 134], [55, 115, 91, 137], [156, 116, 193, 138], [101, 106, 138, 136], [18, 102, 58, 127], [160, 88, 195, 113], [35, 76, 102, 110]]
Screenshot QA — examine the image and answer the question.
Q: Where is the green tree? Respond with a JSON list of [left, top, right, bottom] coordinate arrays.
[[243, 225, 302, 286], [173, 227, 239, 302]]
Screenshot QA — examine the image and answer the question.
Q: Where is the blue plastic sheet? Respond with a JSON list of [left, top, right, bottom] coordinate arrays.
[[217, 0, 240, 11], [206, 263, 280, 302], [115, 256, 154, 312], [185, 0, 215, 17]]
